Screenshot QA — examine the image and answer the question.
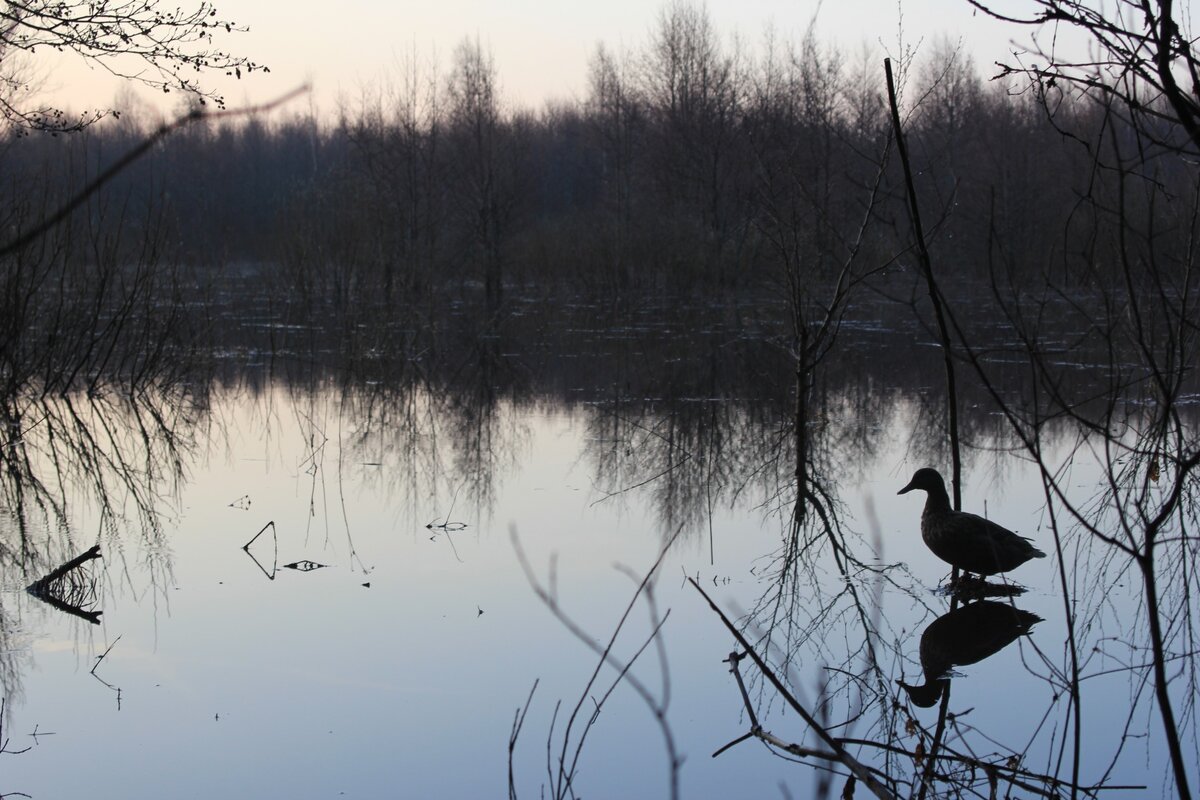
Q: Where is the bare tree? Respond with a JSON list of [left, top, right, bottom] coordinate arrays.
[[966, 0, 1200, 154], [0, 0, 264, 132], [586, 43, 642, 290], [445, 37, 523, 310], [890, 6, 1200, 794], [638, 0, 749, 280], [343, 48, 444, 304]]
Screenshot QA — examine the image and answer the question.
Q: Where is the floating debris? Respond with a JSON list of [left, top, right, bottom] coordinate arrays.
[[426, 520, 468, 532], [27, 545, 103, 625], [28, 724, 56, 744], [283, 560, 329, 572], [242, 521, 278, 580], [91, 635, 123, 710]]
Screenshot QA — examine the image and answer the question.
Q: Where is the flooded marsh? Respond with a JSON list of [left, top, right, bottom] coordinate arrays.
[[0, 290, 1195, 798], [4, 8, 1200, 792]]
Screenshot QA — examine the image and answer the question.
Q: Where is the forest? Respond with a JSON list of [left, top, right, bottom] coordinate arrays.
[[3, 7, 1185, 313]]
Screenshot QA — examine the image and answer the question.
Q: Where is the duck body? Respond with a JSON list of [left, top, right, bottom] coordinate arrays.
[[898, 468, 1046, 577]]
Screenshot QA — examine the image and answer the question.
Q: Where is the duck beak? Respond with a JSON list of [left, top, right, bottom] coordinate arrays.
[[898, 478, 916, 495]]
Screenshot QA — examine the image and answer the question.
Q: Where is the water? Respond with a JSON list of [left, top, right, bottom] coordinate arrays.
[[2, 388, 788, 798], [0, 294, 1195, 798]]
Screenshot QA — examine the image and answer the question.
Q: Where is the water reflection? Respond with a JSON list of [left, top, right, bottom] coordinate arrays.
[[0, 389, 195, 572], [241, 521, 278, 580], [897, 600, 1042, 708], [0, 388, 197, 733], [26, 545, 104, 625], [0, 390, 196, 572], [0, 294, 1194, 798]]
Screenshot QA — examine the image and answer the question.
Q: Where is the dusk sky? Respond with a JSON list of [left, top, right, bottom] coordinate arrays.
[[40, 0, 1030, 119]]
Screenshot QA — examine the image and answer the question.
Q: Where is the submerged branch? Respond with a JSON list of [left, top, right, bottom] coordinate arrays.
[[25, 545, 103, 624], [26, 544, 101, 593]]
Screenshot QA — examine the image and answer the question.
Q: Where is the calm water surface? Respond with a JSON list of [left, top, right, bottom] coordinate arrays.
[[0, 295, 1193, 798]]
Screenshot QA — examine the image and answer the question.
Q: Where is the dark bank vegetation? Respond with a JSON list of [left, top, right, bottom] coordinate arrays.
[[2, 5, 1187, 350], [1, 4, 1195, 412]]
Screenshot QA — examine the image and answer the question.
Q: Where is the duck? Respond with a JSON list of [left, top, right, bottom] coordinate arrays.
[[898, 599, 1043, 707], [898, 467, 1046, 578]]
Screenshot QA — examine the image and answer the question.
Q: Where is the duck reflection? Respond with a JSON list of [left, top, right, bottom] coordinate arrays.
[[899, 600, 1042, 707]]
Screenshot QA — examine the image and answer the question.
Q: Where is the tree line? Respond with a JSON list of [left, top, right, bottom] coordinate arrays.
[[4, 3, 1186, 314]]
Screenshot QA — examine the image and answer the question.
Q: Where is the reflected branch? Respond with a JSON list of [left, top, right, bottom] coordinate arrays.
[[242, 521, 278, 581]]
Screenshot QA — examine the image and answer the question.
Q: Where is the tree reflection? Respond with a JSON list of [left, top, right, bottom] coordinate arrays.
[[0, 388, 196, 580], [335, 320, 531, 527], [0, 385, 198, 721], [666, 335, 1185, 796], [0, 281, 1190, 796]]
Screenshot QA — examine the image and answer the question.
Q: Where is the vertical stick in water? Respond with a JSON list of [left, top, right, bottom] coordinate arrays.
[[882, 57, 963, 513]]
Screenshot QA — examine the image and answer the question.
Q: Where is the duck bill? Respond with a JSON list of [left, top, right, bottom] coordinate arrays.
[[898, 478, 917, 495]]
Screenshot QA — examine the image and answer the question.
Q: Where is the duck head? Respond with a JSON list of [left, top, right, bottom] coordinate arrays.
[[897, 677, 948, 708], [898, 467, 946, 496]]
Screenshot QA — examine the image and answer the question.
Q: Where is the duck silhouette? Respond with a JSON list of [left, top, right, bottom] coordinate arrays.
[[898, 600, 1042, 707], [898, 468, 1046, 578]]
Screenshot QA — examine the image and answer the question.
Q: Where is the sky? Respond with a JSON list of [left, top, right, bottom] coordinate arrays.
[[35, 0, 1033, 121]]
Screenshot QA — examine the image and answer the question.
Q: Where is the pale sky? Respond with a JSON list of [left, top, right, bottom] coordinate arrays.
[[39, 0, 1031, 120]]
